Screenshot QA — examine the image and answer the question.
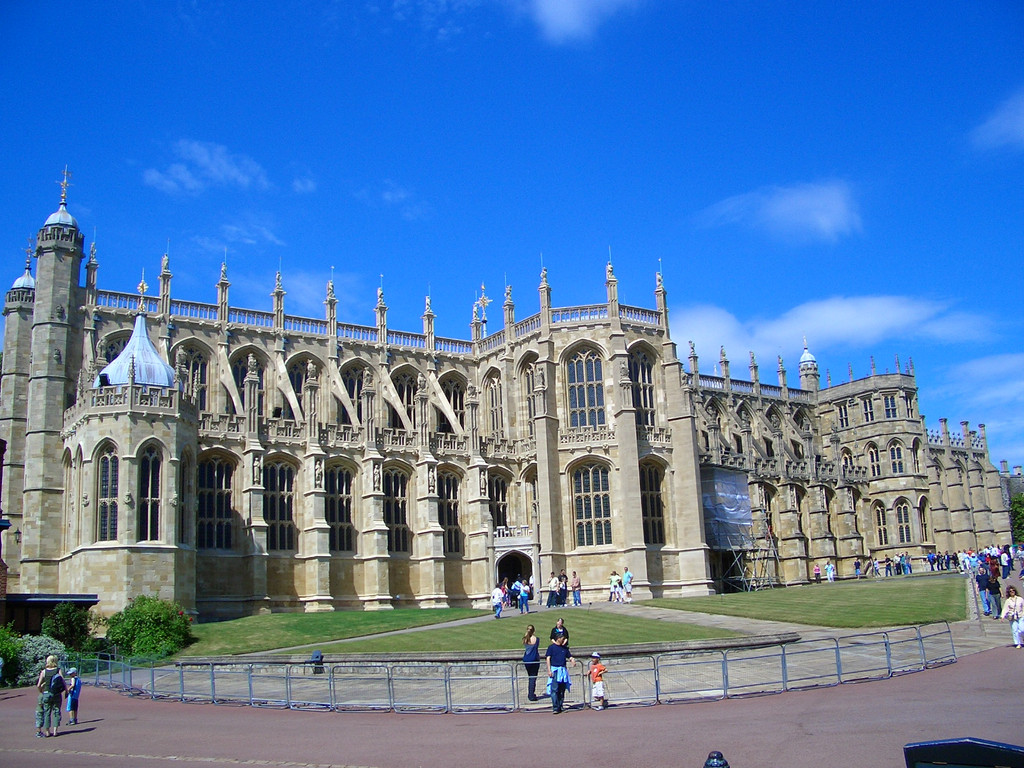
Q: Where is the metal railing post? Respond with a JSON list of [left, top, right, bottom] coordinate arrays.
[[781, 645, 789, 691], [247, 664, 255, 706], [883, 632, 894, 676], [721, 651, 730, 697]]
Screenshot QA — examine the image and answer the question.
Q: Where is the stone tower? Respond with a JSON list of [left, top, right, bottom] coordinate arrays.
[[21, 173, 85, 592]]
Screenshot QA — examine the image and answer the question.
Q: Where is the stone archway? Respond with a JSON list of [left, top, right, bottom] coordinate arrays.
[[496, 551, 531, 587]]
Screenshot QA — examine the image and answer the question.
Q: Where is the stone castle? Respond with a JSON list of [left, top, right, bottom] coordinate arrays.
[[0, 180, 1011, 619]]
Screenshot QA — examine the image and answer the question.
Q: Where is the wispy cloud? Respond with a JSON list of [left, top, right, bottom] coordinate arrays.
[[971, 89, 1024, 151], [520, 0, 641, 43], [936, 352, 1024, 463], [192, 214, 285, 255], [356, 179, 432, 221], [144, 140, 270, 194], [698, 180, 862, 242], [292, 176, 317, 194], [670, 295, 989, 366]]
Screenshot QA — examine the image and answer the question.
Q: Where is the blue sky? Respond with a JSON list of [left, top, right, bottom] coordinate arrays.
[[1, 1, 1022, 465]]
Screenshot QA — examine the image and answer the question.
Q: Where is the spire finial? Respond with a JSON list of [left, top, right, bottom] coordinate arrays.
[[25, 236, 34, 264], [477, 282, 491, 321], [57, 165, 72, 205], [137, 270, 148, 296]]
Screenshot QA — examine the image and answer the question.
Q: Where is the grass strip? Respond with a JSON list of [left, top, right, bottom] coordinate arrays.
[[645, 574, 966, 627]]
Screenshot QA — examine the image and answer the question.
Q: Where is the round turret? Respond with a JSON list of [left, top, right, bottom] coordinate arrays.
[[11, 258, 35, 290], [43, 200, 78, 229]]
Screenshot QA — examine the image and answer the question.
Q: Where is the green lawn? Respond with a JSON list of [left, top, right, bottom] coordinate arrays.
[[314, 610, 739, 655], [181, 574, 967, 657], [185, 607, 483, 656], [646, 574, 967, 627]]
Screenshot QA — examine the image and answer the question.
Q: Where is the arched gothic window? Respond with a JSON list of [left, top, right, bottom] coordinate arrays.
[[438, 377, 465, 433], [639, 462, 666, 545], [523, 363, 536, 438], [567, 348, 605, 429], [438, 471, 462, 555], [488, 473, 509, 529], [918, 498, 929, 541], [231, 355, 265, 417], [263, 461, 296, 551], [102, 334, 129, 364], [97, 445, 119, 541], [340, 364, 365, 425], [890, 442, 905, 474], [867, 445, 881, 478], [197, 456, 235, 549], [181, 346, 209, 411], [284, 359, 311, 420], [138, 445, 161, 541], [841, 450, 854, 476], [896, 500, 912, 544], [875, 503, 889, 546], [390, 371, 418, 429], [178, 453, 194, 545], [573, 464, 612, 547], [629, 349, 656, 427], [326, 465, 355, 552], [383, 468, 411, 553], [486, 375, 503, 436]]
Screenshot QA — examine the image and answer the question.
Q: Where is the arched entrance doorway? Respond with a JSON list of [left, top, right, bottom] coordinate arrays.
[[496, 551, 531, 587]]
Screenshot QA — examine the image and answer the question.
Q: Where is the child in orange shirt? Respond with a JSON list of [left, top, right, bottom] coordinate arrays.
[[588, 652, 608, 710]]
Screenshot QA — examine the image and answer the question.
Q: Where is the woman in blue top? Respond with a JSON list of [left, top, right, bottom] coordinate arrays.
[[522, 625, 541, 701]]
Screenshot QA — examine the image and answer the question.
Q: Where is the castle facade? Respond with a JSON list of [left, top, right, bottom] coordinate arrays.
[[0, 185, 1011, 618]]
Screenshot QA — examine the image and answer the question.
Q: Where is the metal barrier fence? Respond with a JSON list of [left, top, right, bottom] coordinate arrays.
[[67, 622, 956, 714]]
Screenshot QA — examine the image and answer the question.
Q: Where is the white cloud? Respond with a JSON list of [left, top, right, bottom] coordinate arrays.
[[699, 180, 862, 242], [144, 140, 270, 194], [670, 295, 989, 368], [292, 177, 317, 194], [971, 89, 1024, 151], [521, 0, 641, 43], [935, 353, 1024, 464]]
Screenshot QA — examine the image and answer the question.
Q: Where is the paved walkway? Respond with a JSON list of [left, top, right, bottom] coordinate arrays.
[[1, 572, 1019, 768]]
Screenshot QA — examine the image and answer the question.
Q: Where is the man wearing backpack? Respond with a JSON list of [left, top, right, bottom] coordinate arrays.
[[35, 655, 65, 738]]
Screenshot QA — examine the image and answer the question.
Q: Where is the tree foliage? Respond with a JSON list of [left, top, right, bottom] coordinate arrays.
[[1010, 493, 1024, 544], [0, 623, 19, 685], [41, 602, 93, 651], [105, 595, 195, 658]]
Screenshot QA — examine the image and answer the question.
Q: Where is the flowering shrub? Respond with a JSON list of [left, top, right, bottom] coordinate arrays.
[[105, 595, 195, 658], [15, 634, 67, 687]]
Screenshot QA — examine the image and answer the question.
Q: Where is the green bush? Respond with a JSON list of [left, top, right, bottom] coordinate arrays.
[[15, 635, 66, 687], [0, 623, 20, 685], [105, 595, 195, 658], [41, 602, 93, 651]]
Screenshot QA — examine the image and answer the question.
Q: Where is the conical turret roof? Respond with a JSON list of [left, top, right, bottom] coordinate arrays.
[[95, 311, 176, 388]]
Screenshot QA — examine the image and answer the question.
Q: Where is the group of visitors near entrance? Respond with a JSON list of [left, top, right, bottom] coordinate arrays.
[[491, 567, 635, 617], [521, 617, 608, 714], [33, 655, 81, 739]]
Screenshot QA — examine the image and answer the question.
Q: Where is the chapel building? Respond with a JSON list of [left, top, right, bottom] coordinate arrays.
[[0, 184, 1011, 619]]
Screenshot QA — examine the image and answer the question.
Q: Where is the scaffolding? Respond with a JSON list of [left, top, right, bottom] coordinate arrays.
[[702, 469, 782, 592]]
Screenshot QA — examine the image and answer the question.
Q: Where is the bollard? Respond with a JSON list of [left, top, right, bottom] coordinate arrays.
[[704, 751, 730, 768]]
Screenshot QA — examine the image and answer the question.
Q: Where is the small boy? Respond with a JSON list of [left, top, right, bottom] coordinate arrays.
[[65, 667, 81, 725], [588, 652, 608, 710]]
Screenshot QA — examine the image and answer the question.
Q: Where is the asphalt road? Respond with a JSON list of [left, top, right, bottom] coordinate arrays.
[[1, 643, 1021, 768]]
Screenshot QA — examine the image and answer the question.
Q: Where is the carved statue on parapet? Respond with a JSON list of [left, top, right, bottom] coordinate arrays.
[[247, 353, 258, 376], [314, 459, 324, 488], [373, 462, 381, 491], [427, 465, 436, 494], [253, 454, 262, 478]]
